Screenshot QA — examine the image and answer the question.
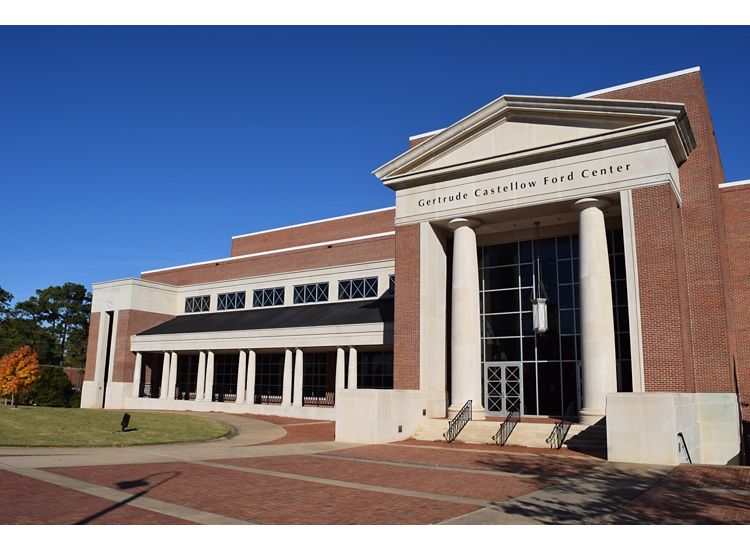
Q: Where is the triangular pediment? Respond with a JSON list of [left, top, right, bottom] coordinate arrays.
[[374, 95, 695, 190]]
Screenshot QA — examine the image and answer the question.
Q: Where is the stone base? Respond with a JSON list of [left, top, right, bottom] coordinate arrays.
[[578, 408, 605, 426]]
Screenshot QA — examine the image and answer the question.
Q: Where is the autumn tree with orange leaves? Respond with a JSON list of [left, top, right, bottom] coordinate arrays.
[[0, 346, 40, 406]]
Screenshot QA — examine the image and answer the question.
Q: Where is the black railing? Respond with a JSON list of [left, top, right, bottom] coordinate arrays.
[[443, 400, 472, 443], [546, 402, 576, 450], [492, 403, 520, 446], [677, 432, 693, 464], [254, 393, 283, 405]]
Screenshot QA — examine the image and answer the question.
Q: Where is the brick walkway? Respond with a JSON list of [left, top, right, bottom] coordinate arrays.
[[1, 413, 749, 525]]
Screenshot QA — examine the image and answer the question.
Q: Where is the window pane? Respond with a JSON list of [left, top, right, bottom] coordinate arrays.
[[483, 266, 519, 290], [485, 338, 521, 361], [484, 289, 519, 313]]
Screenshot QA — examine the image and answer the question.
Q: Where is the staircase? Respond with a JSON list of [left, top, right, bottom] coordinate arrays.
[[412, 417, 591, 448]]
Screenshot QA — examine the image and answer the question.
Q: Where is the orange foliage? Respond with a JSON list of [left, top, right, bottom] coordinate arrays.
[[0, 346, 40, 397]]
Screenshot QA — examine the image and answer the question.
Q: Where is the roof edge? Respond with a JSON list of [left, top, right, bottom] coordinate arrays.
[[573, 67, 701, 98]]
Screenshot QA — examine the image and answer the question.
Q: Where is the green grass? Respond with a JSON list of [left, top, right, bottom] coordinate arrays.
[[0, 406, 231, 447]]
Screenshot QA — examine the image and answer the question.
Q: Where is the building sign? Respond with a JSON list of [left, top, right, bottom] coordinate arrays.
[[395, 140, 679, 225]]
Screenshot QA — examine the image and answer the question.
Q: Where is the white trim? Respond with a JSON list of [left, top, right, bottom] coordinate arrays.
[[409, 128, 446, 141], [141, 231, 396, 275], [231, 206, 395, 240], [719, 179, 750, 189], [574, 67, 701, 98]]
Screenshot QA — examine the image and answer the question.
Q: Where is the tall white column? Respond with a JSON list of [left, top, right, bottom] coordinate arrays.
[[196, 351, 207, 401], [205, 351, 215, 403], [236, 350, 248, 404], [159, 351, 171, 399], [292, 348, 304, 407], [347, 347, 358, 390], [132, 352, 142, 398], [281, 349, 293, 406], [335, 347, 346, 392], [167, 352, 178, 399], [246, 350, 256, 405], [448, 218, 485, 419], [573, 197, 618, 425]]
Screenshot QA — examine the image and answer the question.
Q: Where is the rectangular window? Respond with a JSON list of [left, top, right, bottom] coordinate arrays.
[[184, 295, 210, 313], [212, 353, 239, 402], [358, 351, 394, 389], [217, 291, 246, 311], [253, 353, 284, 404], [388, 274, 395, 296], [338, 277, 378, 300], [253, 287, 284, 307], [293, 282, 329, 304]]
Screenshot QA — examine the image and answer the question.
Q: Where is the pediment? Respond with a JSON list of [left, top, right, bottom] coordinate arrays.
[[374, 95, 695, 190]]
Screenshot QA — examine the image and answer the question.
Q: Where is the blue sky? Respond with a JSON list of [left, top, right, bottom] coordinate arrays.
[[1, 26, 748, 302]]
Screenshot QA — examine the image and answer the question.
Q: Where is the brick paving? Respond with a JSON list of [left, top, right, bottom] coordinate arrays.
[[326, 443, 600, 478], [45, 461, 478, 524], [395, 438, 601, 459], [216, 454, 546, 502], [3, 413, 750, 525], [0, 469, 193, 525]]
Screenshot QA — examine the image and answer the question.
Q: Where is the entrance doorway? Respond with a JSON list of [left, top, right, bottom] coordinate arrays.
[[484, 362, 522, 415]]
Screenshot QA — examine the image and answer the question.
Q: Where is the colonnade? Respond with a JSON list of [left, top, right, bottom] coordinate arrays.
[[131, 346, 360, 405]]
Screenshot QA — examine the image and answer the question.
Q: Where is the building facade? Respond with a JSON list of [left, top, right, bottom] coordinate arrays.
[[82, 68, 749, 463]]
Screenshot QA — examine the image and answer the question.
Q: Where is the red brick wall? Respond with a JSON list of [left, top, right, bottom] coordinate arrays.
[[111, 310, 175, 383], [83, 311, 100, 382], [143, 235, 395, 286], [631, 185, 694, 392], [231, 209, 395, 257], [393, 224, 420, 389], [409, 134, 438, 149], [721, 184, 750, 421], [593, 70, 734, 394]]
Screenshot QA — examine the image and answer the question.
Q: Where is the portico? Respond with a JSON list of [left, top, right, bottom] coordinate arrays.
[[374, 94, 695, 425]]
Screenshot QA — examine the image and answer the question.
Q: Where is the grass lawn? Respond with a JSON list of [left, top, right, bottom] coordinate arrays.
[[0, 406, 231, 447]]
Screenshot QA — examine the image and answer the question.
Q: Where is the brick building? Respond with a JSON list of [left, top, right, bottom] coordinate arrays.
[[82, 68, 749, 465]]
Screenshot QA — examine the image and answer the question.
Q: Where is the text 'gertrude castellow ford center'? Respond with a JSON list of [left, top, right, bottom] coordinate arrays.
[[82, 68, 750, 466]]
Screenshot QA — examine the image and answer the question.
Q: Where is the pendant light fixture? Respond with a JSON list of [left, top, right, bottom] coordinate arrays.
[[532, 221, 548, 334]]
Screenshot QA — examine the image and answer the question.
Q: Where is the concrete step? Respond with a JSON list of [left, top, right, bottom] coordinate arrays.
[[412, 418, 592, 448]]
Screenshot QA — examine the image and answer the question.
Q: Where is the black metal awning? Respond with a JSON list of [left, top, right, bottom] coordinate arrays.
[[137, 297, 394, 336]]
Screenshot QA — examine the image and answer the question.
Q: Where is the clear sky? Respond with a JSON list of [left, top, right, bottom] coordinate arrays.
[[1, 26, 748, 302]]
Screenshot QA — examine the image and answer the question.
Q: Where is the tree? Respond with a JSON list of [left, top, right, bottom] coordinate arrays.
[[0, 346, 41, 406], [21, 366, 77, 407], [11, 283, 91, 367], [0, 286, 12, 321]]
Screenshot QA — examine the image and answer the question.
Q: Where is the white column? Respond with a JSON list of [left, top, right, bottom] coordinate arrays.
[[573, 197, 618, 425], [335, 347, 346, 392], [132, 352, 142, 398], [281, 349, 293, 406], [447, 217, 485, 419], [205, 351, 215, 403], [347, 347, 358, 390], [246, 350, 256, 405], [159, 351, 171, 399], [167, 352, 178, 399], [292, 348, 304, 407], [196, 351, 207, 401], [236, 350, 248, 404]]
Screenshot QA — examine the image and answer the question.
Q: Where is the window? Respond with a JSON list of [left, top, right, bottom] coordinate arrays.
[[212, 353, 239, 401], [217, 291, 245, 311], [184, 295, 210, 313], [293, 282, 329, 304], [358, 351, 394, 389], [254, 353, 284, 404], [338, 277, 378, 300], [388, 274, 395, 296], [253, 287, 284, 307]]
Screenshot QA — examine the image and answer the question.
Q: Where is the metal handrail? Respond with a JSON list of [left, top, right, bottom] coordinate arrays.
[[677, 432, 693, 464], [492, 402, 520, 446], [443, 400, 472, 443], [546, 402, 576, 450]]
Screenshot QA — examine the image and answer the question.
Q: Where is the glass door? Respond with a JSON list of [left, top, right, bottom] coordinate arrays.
[[484, 361, 522, 415]]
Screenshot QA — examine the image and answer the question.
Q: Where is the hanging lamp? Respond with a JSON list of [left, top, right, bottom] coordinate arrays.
[[531, 222, 548, 334]]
